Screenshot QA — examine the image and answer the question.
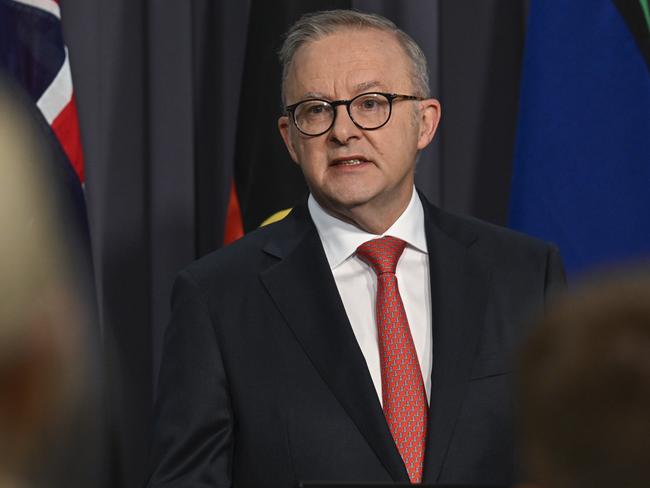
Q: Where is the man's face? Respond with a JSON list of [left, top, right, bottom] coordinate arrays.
[[278, 28, 440, 229]]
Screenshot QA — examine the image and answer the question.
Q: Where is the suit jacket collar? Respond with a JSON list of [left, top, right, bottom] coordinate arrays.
[[260, 196, 490, 483]]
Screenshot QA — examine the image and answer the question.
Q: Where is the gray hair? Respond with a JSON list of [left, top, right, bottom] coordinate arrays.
[[278, 9, 431, 103]]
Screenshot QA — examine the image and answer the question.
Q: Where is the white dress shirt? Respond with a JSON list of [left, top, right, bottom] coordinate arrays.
[[308, 189, 432, 405]]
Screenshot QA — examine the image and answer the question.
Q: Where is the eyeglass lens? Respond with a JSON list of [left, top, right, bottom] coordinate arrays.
[[293, 93, 391, 135]]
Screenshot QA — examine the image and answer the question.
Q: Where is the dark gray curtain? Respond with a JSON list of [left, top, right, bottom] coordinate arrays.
[[61, 2, 153, 486], [58, 1, 526, 486], [439, 1, 527, 222], [61, 2, 250, 486]]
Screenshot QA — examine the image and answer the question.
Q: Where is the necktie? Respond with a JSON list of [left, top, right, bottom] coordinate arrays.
[[356, 236, 427, 483]]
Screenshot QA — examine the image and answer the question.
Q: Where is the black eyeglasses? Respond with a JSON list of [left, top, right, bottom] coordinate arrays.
[[285, 92, 424, 137]]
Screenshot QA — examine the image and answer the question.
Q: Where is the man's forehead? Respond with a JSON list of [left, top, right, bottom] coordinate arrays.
[[285, 29, 411, 100]]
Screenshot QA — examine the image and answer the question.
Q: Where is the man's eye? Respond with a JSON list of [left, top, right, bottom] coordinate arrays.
[[361, 99, 378, 110], [300, 103, 331, 117]]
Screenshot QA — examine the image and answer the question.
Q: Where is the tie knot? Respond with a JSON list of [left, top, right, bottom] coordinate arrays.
[[356, 236, 407, 275]]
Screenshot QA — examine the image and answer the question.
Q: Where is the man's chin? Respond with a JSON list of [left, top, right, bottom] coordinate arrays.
[[315, 190, 377, 215]]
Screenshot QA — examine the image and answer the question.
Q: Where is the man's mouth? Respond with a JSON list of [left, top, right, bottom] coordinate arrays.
[[331, 157, 370, 167]]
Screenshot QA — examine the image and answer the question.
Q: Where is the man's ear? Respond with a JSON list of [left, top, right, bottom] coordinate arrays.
[[278, 115, 300, 164], [416, 98, 442, 151]]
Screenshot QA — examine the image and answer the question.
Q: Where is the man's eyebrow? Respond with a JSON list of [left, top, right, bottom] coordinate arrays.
[[298, 82, 386, 101], [354, 81, 384, 93], [301, 91, 329, 99]]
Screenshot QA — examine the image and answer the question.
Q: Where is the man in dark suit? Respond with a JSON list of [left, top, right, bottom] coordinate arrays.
[[147, 10, 565, 488]]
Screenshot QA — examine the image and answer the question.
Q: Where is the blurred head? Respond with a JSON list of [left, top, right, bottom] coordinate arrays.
[[277, 10, 441, 233], [0, 81, 84, 482], [517, 274, 650, 488]]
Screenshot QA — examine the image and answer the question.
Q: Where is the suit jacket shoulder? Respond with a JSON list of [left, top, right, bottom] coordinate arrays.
[[422, 198, 565, 302], [182, 203, 312, 288]]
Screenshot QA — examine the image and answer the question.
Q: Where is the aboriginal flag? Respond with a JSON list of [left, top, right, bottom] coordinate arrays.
[[509, 0, 650, 277]]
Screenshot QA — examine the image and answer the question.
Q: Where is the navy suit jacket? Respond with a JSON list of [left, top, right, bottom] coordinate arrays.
[[146, 194, 565, 488]]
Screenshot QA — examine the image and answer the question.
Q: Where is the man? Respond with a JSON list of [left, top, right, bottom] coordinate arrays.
[[147, 10, 565, 487], [517, 275, 650, 488]]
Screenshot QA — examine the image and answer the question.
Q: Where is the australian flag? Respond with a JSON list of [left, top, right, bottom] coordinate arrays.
[[0, 0, 91, 258]]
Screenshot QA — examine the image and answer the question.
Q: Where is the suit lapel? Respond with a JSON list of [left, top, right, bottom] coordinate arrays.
[[260, 207, 409, 482], [421, 202, 490, 483]]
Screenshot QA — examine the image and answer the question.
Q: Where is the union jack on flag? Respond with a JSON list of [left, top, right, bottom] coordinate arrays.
[[0, 0, 85, 185]]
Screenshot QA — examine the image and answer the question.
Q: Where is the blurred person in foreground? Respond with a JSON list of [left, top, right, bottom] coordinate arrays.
[[0, 79, 100, 488], [517, 274, 650, 488]]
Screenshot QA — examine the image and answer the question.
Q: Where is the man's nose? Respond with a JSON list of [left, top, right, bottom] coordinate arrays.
[[328, 105, 361, 144]]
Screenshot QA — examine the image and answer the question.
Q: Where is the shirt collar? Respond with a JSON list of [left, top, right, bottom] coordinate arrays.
[[308, 188, 428, 269]]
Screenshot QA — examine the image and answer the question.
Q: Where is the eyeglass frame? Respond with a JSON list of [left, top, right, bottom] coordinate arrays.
[[284, 92, 424, 137]]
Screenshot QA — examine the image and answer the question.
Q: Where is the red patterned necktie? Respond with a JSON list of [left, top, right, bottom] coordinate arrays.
[[356, 236, 428, 483]]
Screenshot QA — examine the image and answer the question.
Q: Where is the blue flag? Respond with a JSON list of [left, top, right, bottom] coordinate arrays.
[[509, 0, 650, 277]]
